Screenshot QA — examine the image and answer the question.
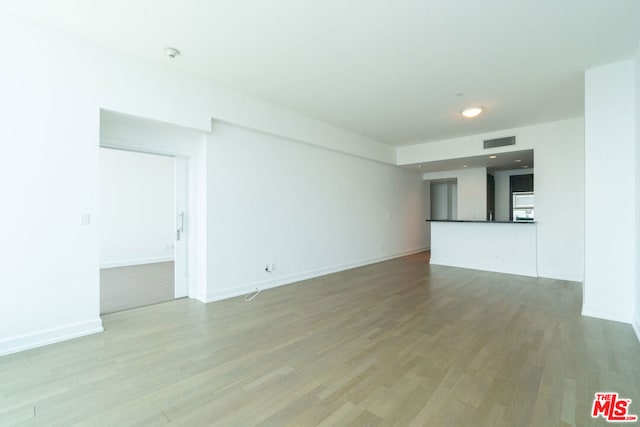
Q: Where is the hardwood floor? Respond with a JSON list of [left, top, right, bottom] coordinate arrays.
[[1, 252, 638, 426]]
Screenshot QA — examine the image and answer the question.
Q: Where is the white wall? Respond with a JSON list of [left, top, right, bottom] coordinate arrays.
[[423, 181, 431, 249], [423, 168, 487, 220], [0, 14, 405, 355], [449, 183, 458, 220], [494, 168, 535, 222], [584, 60, 635, 324], [431, 222, 538, 277], [457, 168, 486, 220], [204, 122, 428, 301], [634, 42, 640, 339], [0, 23, 103, 354], [99, 148, 175, 268], [401, 119, 585, 282]]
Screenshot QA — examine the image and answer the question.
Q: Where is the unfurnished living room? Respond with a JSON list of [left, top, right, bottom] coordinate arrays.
[[1, 1, 640, 426]]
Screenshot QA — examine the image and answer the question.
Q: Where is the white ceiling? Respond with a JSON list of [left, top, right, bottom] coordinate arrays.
[[2, 1, 639, 146], [406, 149, 534, 174]]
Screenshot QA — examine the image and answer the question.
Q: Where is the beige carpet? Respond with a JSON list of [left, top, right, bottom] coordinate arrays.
[[100, 262, 175, 314]]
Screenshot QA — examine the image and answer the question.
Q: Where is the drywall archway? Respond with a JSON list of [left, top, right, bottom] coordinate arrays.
[[99, 109, 209, 302]]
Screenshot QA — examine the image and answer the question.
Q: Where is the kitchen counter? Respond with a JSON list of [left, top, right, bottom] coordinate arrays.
[[426, 219, 535, 224], [428, 220, 538, 277]]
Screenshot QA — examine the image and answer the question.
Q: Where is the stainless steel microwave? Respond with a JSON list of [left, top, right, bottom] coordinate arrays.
[[513, 192, 534, 208]]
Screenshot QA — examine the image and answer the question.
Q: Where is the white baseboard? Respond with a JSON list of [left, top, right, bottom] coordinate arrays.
[[633, 312, 640, 344], [429, 257, 538, 278], [101, 256, 174, 269], [581, 305, 633, 325], [0, 319, 104, 357], [204, 247, 429, 303], [428, 259, 583, 283], [537, 271, 584, 282], [191, 291, 208, 304]]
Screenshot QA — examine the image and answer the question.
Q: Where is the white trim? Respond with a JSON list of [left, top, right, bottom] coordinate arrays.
[[204, 247, 428, 303], [192, 292, 208, 304], [581, 305, 633, 324], [101, 135, 198, 158], [100, 116, 208, 311], [0, 319, 104, 357], [429, 257, 537, 278], [633, 312, 640, 343], [174, 156, 189, 299], [100, 256, 174, 269], [536, 271, 584, 282]]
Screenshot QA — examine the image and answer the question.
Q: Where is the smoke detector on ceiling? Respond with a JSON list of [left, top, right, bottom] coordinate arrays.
[[164, 47, 181, 58]]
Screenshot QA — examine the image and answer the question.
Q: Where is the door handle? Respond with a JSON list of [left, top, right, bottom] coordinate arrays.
[[176, 211, 185, 241]]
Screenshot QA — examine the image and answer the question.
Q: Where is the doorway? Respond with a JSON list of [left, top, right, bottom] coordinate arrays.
[[98, 109, 207, 314], [99, 147, 188, 313], [430, 179, 457, 220]]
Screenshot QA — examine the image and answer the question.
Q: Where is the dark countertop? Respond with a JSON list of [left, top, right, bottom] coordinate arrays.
[[426, 219, 536, 224]]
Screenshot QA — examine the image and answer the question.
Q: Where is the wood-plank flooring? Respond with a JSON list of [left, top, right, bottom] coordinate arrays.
[[1, 253, 639, 426]]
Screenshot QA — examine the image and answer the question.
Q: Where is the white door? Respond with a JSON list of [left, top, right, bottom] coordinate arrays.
[[174, 156, 188, 298]]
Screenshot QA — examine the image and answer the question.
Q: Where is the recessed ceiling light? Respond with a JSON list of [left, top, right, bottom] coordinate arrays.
[[462, 164, 468, 168], [461, 107, 483, 118], [489, 155, 497, 159], [164, 47, 181, 58], [515, 159, 522, 163]]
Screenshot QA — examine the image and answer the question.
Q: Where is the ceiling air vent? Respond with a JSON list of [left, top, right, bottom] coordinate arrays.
[[484, 136, 516, 149]]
